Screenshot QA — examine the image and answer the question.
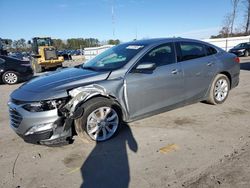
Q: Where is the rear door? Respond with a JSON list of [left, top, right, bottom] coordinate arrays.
[[125, 43, 184, 119], [176, 42, 217, 102]]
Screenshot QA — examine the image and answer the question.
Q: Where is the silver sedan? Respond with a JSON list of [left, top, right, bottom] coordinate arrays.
[[9, 38, 240, 145]]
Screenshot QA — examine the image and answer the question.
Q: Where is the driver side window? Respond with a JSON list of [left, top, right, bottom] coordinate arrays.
[[138, 43, 176, 66]]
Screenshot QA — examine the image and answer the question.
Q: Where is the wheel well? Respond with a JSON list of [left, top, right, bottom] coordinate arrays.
[[2, 69, 18, 73], [219, 71, 232, 89], [78, 95, 125, 121]]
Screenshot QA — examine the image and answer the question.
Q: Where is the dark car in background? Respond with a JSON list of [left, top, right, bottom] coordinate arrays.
[[229, 42, 250, 57], [8, 38, 240, 145], [0, 55, 33, 84]]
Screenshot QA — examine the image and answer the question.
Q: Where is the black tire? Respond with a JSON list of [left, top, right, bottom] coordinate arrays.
[[206, 74, 230, 105], [74, 97, 122, 142], [244, 50, 249, 57], [2, 71, 19, 85]]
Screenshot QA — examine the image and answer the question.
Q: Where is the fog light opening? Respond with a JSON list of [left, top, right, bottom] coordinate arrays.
[[25, 123, 55, 136]]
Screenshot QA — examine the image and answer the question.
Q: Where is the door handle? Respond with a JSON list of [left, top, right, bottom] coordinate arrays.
[[171, 69, 178, 74], [207, 62, 214, 66]]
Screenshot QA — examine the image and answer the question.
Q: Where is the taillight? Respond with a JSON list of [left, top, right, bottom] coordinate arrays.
[[234, 57, 240, 63]]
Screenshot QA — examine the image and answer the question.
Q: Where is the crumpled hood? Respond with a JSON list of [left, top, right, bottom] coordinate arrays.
[[11, 67, 110, 101]]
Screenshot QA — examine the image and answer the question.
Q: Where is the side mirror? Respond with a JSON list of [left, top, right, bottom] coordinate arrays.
[[28, 40, 31, 45], [134, 62, 156, 72]]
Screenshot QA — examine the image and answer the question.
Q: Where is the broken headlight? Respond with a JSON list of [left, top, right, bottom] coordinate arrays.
[[23, 99, 67, 112]]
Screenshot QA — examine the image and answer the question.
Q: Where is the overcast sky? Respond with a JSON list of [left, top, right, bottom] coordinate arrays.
[[0, 0, 245, 42]]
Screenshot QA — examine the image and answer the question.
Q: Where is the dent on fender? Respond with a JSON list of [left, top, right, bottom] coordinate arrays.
[[63, 84, 109, 117], [62, 81, 130, 121]]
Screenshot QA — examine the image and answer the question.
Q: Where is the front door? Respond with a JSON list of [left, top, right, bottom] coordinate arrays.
[[125, 43, 185, 119]]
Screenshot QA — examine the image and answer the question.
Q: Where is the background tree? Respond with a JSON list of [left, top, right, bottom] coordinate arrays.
[[230, 0, 240, 35], [222, 14, 233, 37], [108, 39, 120, 45], [66, 38, 99, 49], [52, 39, 66, 50], [19, 38, 26, 48], [243, 0, 250, 34]]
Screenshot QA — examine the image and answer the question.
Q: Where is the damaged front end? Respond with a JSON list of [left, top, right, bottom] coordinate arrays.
[[8, 97, 73, 146], [63, 84, 109, 117], [9, 84, 124, 146]]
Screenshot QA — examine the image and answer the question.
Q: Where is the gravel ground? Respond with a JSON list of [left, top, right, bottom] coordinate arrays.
[[0, 58, 250, 188]]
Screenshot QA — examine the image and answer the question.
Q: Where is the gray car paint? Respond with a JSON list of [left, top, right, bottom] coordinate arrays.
[[125, 62, 184, 119], [8, 38, 240, 144], [180, 54, 217, 101]]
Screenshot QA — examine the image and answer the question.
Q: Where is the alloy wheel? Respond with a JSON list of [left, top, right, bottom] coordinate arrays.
[[86, 107, 119, 141], [214, 78, 229, 102], [4, 72, 18, 84]]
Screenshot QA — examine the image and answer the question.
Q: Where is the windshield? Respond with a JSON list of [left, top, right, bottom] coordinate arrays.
[[236, 43, 247, 48], [36, 38, 53, 46], [82, 43, 145, 71]]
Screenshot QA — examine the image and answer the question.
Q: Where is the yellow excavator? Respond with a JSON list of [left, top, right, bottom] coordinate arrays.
[[29, 37, 64, 73]]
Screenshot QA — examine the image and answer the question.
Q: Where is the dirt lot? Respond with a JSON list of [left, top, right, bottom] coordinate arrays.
[[0, 58, 250, 188]]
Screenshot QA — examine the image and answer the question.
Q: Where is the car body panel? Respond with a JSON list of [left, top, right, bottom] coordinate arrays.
[[125, 62, 184, 119], [180, 55, 217, 102]]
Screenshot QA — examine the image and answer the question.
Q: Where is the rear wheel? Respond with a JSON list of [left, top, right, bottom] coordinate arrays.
[[2, 71, 19, 85], [74, 97, 121, 142], [206, 74, 230, 105]]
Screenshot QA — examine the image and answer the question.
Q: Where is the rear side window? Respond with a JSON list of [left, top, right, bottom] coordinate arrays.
[[206, 45, 217, 56], [178, 42, 206, 61], [138, 43, 175, 66]]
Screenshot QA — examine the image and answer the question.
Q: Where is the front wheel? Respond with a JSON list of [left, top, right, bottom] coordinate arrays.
[[206, 74, 230, 105], [74, 97, 121, 142], [2, 71, 19, 85]]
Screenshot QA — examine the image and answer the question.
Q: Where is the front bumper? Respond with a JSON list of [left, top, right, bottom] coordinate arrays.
[[8, 101, 72, 145], [229, 51, 244, 57], [18, 130, 53, 144]]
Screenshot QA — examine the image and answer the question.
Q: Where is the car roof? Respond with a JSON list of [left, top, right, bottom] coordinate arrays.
[[125, 37, 211, 46], [0, 55, 26, 62], [124, 37, 223, 52]]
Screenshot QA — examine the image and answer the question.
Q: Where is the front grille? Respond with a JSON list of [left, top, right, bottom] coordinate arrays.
[[44, 48, 57, 60], [9, 108, 22, 128]]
